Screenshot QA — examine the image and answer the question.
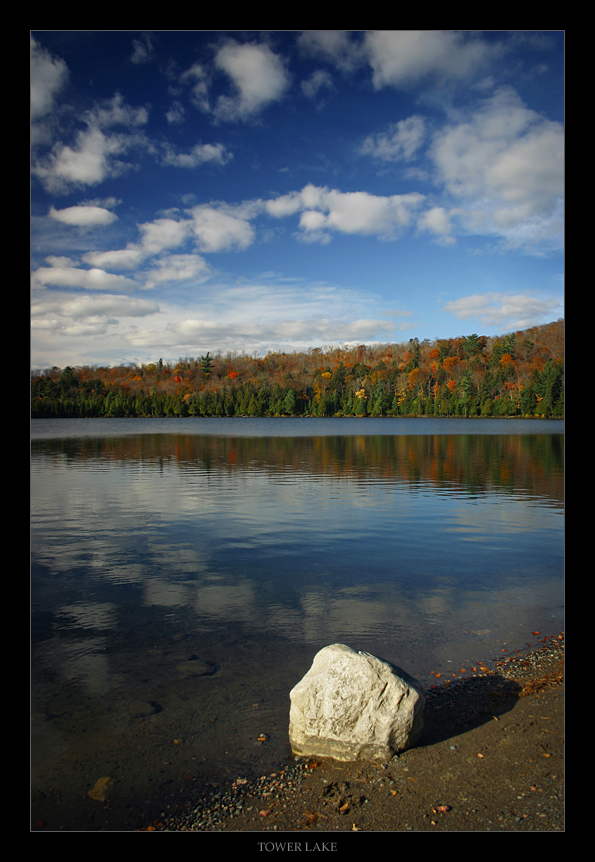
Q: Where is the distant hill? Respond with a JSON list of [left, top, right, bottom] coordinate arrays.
[[31, 320, 564, 419]]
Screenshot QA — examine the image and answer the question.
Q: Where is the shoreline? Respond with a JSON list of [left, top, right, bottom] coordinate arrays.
[[148, 635, 564, 834]]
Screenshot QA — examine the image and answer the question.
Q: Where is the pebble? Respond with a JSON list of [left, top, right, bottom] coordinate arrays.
[[153, 761, 311, 832], [145, 634, 563, 833]]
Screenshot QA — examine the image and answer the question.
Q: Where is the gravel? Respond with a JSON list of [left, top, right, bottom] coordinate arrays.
[[146, 634, 564, 834]]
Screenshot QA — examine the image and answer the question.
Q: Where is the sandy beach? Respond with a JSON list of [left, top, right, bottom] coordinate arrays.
[[146, 634, 563, 836]]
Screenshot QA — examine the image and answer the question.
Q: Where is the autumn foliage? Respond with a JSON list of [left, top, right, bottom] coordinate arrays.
[[31, 320, 564, 419]]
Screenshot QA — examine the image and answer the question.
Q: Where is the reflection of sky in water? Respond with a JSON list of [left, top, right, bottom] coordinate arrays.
[[31, 428, 563, 691]]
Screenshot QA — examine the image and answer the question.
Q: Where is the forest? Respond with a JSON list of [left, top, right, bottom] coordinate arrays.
[[31, 319, 564, 420]]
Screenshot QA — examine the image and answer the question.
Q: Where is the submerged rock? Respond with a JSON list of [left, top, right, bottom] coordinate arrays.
[[176, 659, 216, 677], [129, 700, 160, 717], [289, 643, 425, 762]]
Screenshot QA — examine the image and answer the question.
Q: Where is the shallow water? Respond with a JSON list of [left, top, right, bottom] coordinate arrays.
[[31, 418, 563, 829]]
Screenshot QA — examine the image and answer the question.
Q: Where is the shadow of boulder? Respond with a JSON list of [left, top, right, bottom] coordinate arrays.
[[420, 674, 526, 747]]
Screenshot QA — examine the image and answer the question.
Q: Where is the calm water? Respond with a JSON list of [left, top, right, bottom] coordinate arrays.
[[31, 418, 564, 830]]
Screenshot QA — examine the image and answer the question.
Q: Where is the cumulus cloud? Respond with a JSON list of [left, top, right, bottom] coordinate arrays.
[[136, 218, 191, 256], [165, 101, 185, 124], [130, 33, 155, 65], [297, 31, 365, 73], [32, 258, 138, 292], [417, 207, 455, 244], [211, 40, 291, 122], [359, 115, 426, 162], [48, 204, 118, 227], [31, 292, 160, 350], [82, 217, 192, 272], [430, 87, 563, 243], [32, 124, 148, 194], [142, 254, 211, 289], [32, 292, 159, 320], [87, 92, 149, 129], [363, 30, 502, 90], [161, 141, 232, 168], [31, 92, 151, 194], [188, 205, 255, 252], [298, 30, 503, 91], [179, 63, 211, 112], [31, 36, 69, 122], [265, 184, 425, 242], [82, 247, 145, 271], [443, 291, 562, 330], [301, 69, 335, 101]]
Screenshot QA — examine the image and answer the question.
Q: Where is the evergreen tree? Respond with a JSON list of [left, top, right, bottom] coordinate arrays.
[[201, 352, 214, 376]]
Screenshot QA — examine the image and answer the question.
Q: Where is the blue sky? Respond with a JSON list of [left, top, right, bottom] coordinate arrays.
[[31, 31, 564, 368]]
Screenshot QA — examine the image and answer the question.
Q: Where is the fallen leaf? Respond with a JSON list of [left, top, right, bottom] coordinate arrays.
[[88, 776, 114, 802], [477, 753, 484, 758]]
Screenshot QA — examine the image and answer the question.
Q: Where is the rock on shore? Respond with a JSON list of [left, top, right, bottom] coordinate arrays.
[[289, 644, 425, 762]]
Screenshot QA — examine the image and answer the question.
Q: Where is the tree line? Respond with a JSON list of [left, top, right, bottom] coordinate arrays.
[[31, 320, 564, 420]]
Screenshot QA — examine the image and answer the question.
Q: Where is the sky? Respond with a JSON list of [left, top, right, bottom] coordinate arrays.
[[31, 31, 564, 369]]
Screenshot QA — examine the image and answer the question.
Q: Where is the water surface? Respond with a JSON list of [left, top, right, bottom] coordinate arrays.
[[31, 418, 563, 830]]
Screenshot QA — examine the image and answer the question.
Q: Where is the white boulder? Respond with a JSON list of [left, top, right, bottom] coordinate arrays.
[[289, 644, 425, 762]]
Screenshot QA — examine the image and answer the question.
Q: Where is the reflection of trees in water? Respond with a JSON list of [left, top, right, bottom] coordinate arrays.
[[33, 433, 563, 505]]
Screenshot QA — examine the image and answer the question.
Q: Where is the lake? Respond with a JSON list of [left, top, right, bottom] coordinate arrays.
[[31, 417, 564, 830]]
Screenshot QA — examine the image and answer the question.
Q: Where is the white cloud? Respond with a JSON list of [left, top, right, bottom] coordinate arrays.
[[188, 205, 255, 252], [430, 87, 563, 248], [179, 63, 211, 112], [32, 259, 138, 292], [297, 31, 365, 73], [31, 292, 160, 349], [131, 33, 154, 65], [48, 204, 118, 227], [266, 184, 425, 242], [165, 101, 185, 124], [30, 36, 69, 121], [359, 115, 426, 162], [32, 92, 151, 194], [301, 69, 335, 100], [87, 92, 149, 129], [417, 207, 455, 244], [82, 217, 192, 272], [82, 247, 145, 271], [32, 126, 147, 194], [32, 292, 159, 320], [161, 141, 232, 168], [443, 291, 562, 330], [363, 30, 502, 90], [142, 254, 211, 289], [124, 289, 396, 353], [264, 192, 303, 219], [211, 40, 290, 122], [136, 218, 192, 255]]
